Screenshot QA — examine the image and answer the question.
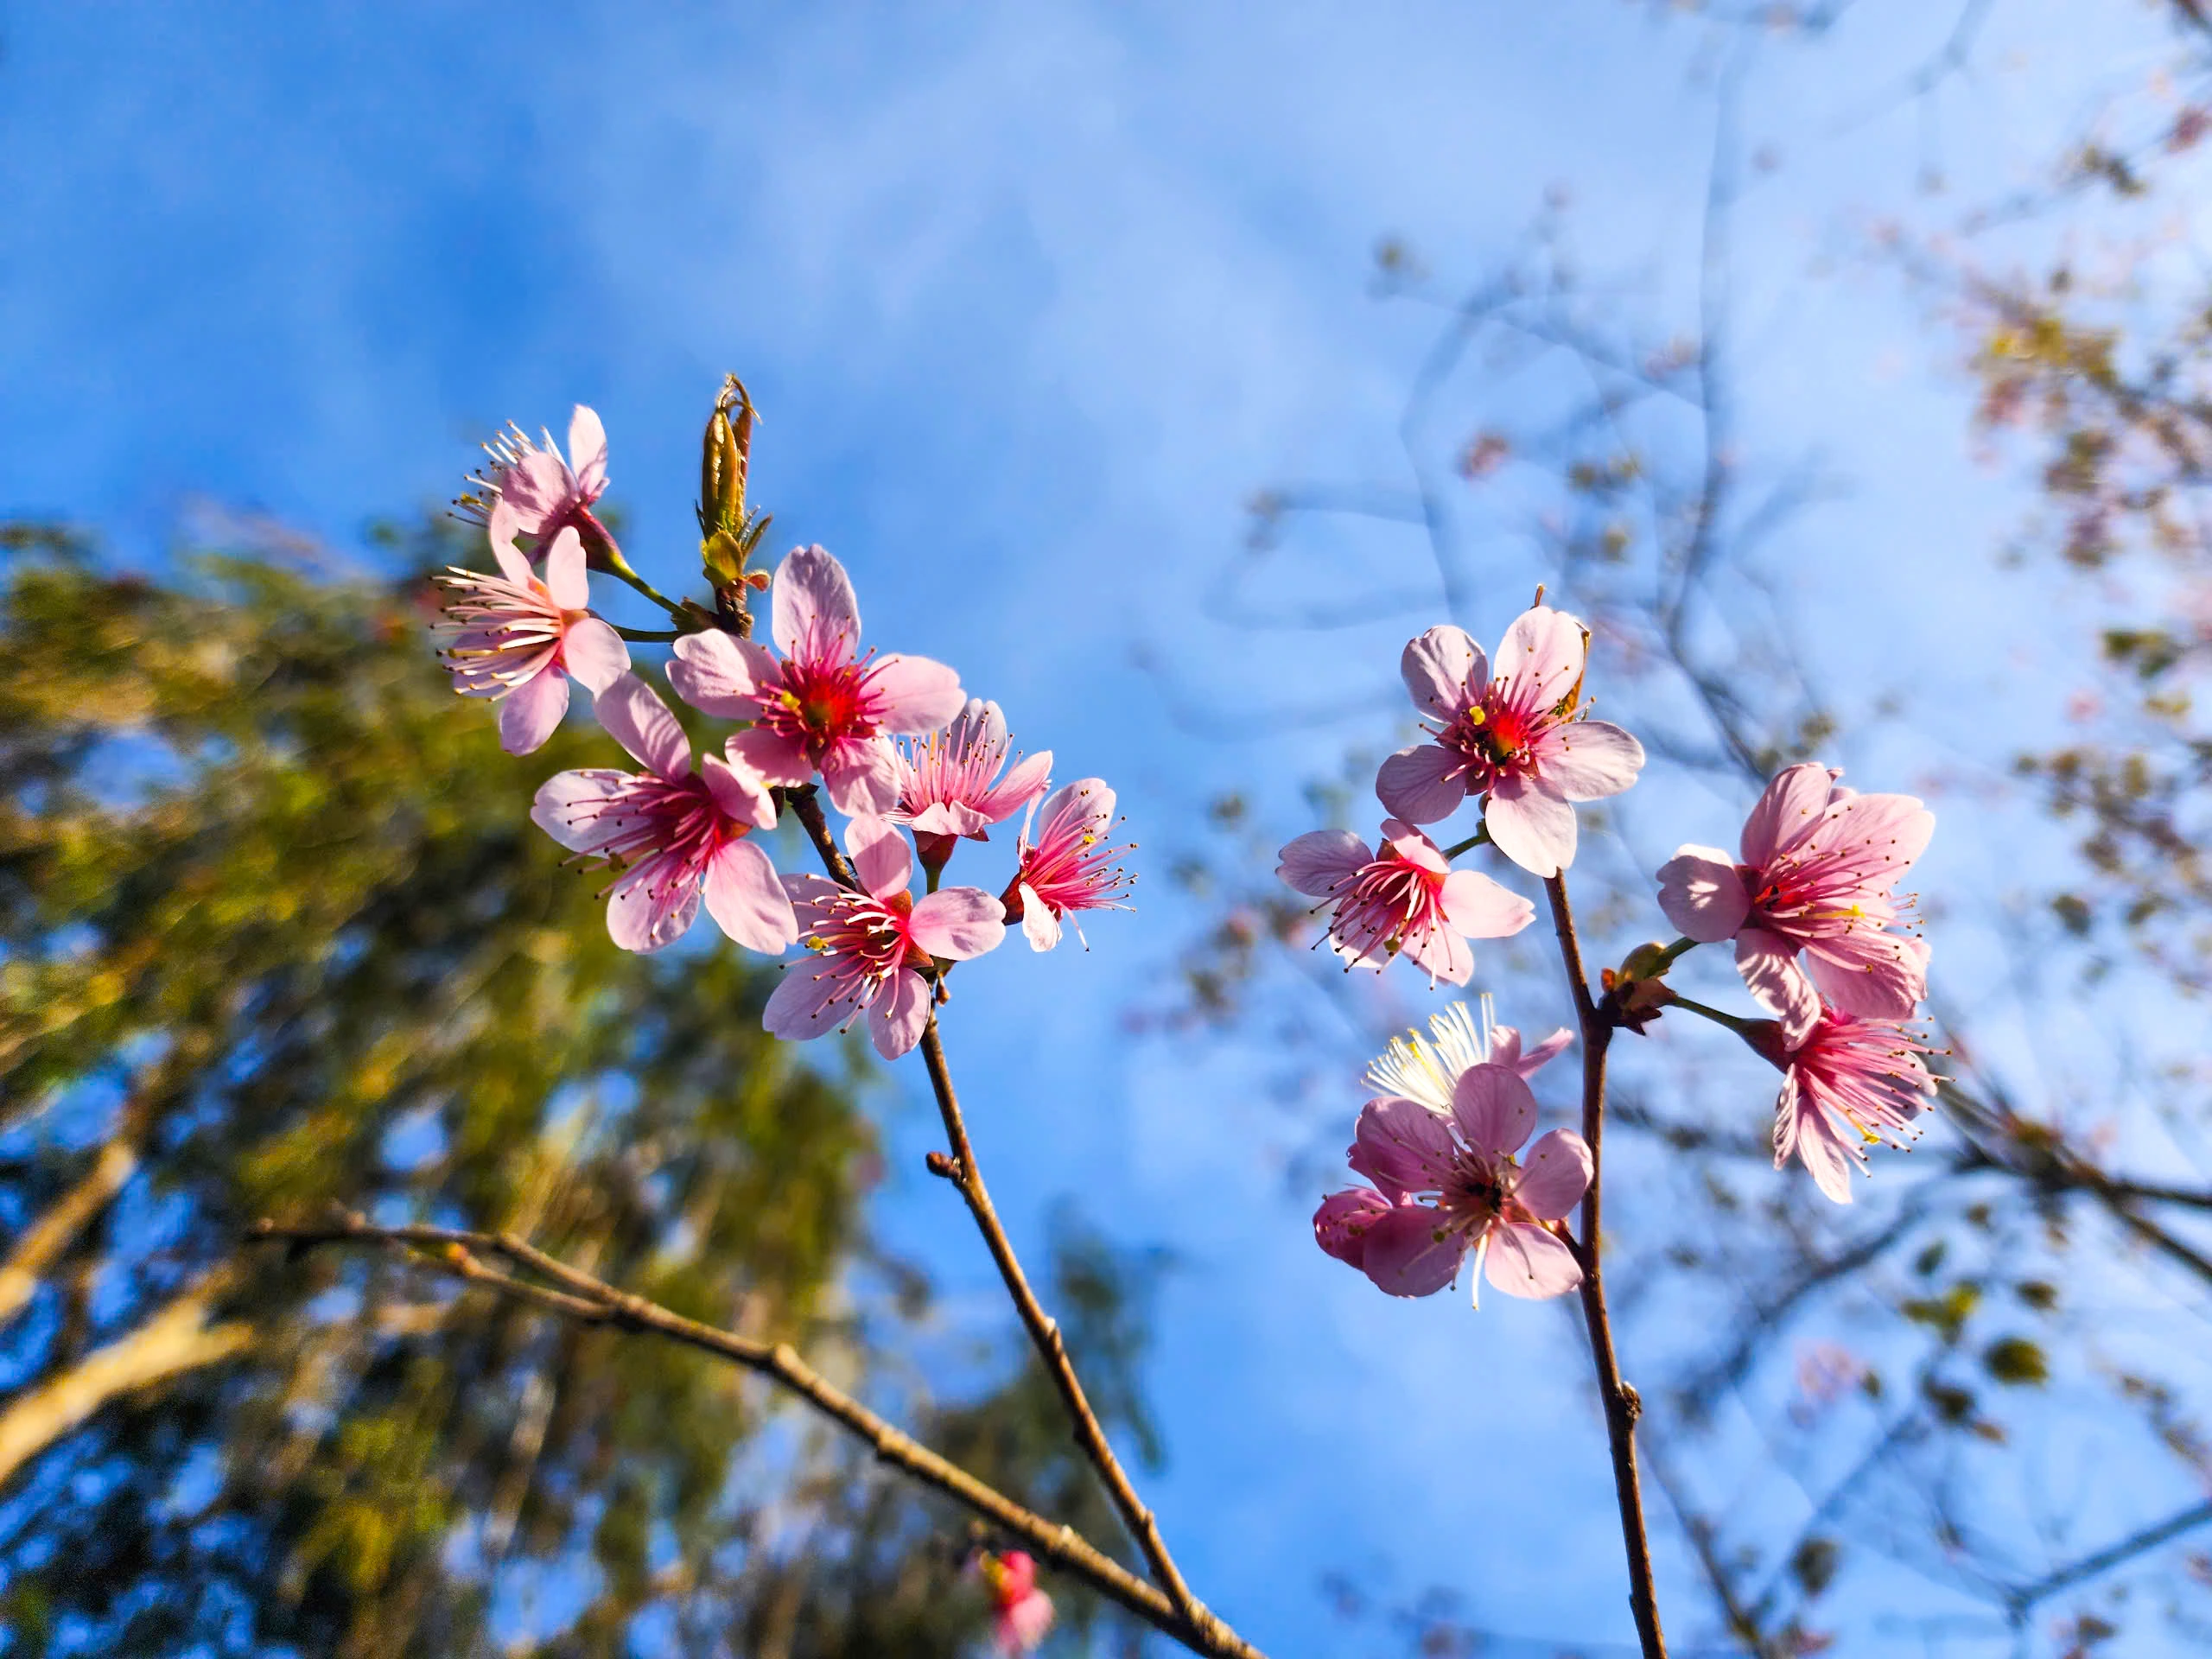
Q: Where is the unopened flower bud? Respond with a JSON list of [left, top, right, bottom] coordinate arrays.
[[697, 376, 752, 539], [1618, 940, 1676, 982]]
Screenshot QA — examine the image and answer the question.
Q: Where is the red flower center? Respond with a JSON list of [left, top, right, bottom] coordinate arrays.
[[763, 654, 877, 761]]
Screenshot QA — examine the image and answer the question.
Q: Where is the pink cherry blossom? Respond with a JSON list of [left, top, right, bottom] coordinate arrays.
[[1753, 1007, 1939, 1205], [1363, 995, 1573, 1112], [665, 545, 965, 816], [531, 673, 794, 955], [976, 1551, 1054, 1656], [1275, 820, 1534, 987], [765, 817, 1006, 1059], [1322, 1064, 1592, 1306], [434, 523, 630, 754], [464, 404, 611, 543], [1376, 606, 1645, 876], [1002, 779, 1134, 952], [1656, 763, 1934, 1041], [889, 697, 1053, 870]]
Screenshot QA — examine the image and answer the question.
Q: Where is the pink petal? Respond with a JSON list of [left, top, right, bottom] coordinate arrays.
[[1400, 626, 1486, 719], [1484, 777, 1578, 878], [1514, 1129, 1593, 1220], [823, 739, 903, 816], [1804, 931, 1929, 1020], [594, 673, 691, 779], [764, 959, 853, 1040], [1484, 1223, 1584, 1300], [488, 497, 526, 575], [567, 404, 607, 494], [703, 838, 799, 953], [772, 544, 861, 661], [1357, 1205, 1465, 1298], [1400, 922, 1473, 986], [1656, 846, 1751, 942], [908, 800, 993, 837], [780, 871, 848, 930], [1741, 763, 1834, 865], [1777, 1076, 1857, 1205], [667, 629, 779, 717], [995, 1588, 1055, 1656], [1491, 1024, 1574, 1078], [1438, 868, 1535, 940], [910, 887, 1007, 959], [1489, 605, 1587, 718], [1351, 1096, 1459, 1198], [562, 617, 630, 696], [845, 815, 913, 898], [499, 665, 569, 754], [870, 653, 966, 734], [531, 768, 637, 851], [1736, 928, 1821, 1043], [1450, 1064, 1537, 1159], [1277, 830, 1371, 897], [1380, 819, 1451, 875], [542, 526, 589, 610], [976, 748, 1053, 823], [868, 968, 931, 1058], [1535, 720, 1644, 802], [699, 753, 777, 831], [605, 855, 700, 953], [1313, 1188, 1395, 1269], [1019, 883, 1063, 951], [1806, 789, 1936, 872], [1375, 744, 1467, 825], [728, 726, 813, 789]]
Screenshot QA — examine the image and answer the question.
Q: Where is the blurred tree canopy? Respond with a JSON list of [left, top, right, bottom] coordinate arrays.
[[0, 525, 1158, 1657]]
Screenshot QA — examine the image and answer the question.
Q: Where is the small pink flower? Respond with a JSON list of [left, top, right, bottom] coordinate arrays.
[[766, 817, 1006, 1059], [1001, 779, 1134, 952], [666, 545, 965, 815], [1363, 996, 1573, 1111], [531, 674, 795, 955], [1656, 763, 1933, 1041], [465, 404, 611, 543], [434, 524, 630, 754], [976, 1551, 1054, 1656], [1376, 606, 1646, 876], [1751, 1006, 1939, 1204], [1276, 820, 1533, 986], [890, 697, 1053, 870], [1322, 1064, 1592, 1306]]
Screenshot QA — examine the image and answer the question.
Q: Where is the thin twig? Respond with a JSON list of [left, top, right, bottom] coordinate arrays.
[[245, 1216, 1265, 1659], [1545, 872, 1669, 1659]]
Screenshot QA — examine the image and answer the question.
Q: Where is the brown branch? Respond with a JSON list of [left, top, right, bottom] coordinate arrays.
[[1545, 873, 1669, 1659], [785, 785, 857, 888], [247, 1216, 1264, 1659]]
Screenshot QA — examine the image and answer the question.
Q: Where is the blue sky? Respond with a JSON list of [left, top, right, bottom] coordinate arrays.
[[4, 2, 2203, 1654]]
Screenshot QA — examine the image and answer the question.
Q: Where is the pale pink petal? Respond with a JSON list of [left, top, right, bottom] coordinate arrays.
[[772, 543, 861, 660], [1438, 869, 1536, 940], [561, 617, 630, 695], [703, 839, 799, 953], [996, 1589, 1055, 1656], [909, 801, 993, 837], [567, 404, 607, 494], [1019, 883, 1063, 951], [1400, 922, 1473, 986], [1276, 830, 1372, 898], [1656, 847, 1751, 942], [910, 887, 1007, 959], [1805, 931, 1930, 1020], [823, 738, 903, 816], [541, 526, 589, 610], [667, 629, 779, 717], [1514, 1129, 1593, 1220], [868, 968, 931, 1059], [1449, 1064, 1537, 1159], [1490, 1025, 1574, 1078], [1357, 1205, 1465, 1298], [700, 753, 776, 830], [1534, 720, 1644, 802], [976, 748, 1053, 822], [1484, 777, 1578, 877], [488, 497, 526, 575], [1736, 928, 1821, 1042], [779, 871, 848, 929], [1351, 1096, 1459, 1197], [1400, 626, 1486, 719], [1777, 1076, 1857, 1205], [511, 450, 571, 533], [594, 673, 691, 780], [605, 856, 700, 953], [728, 725, 814, 789], [1380, 819, 1451, 875], [1376, 744, 1467, 824], [531, 769, 636, 852], [1313, 1188, 1395, 1268], [1741, 763, 1834, 864], [1489, 605, 1587, 718], [1484, 1223, 1584, 1300], [1807, 790, 1936, 870], [869, 653, 965, 734], [846, 816, 913, 899], [764, 959, 853, 1040], [499, 666, 569, 754]]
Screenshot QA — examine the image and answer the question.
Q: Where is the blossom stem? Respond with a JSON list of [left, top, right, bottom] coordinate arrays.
[[1667, 994, 1758, 1036], [610, 625, 684, 643], [1440, 823, 1493, 859], [1543, 872, 1669, 1659], [245, 1215, 1263, 1657]]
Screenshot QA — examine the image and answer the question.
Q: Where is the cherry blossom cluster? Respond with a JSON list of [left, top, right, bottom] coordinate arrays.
[[1282, 601, 1940, 1306], [434, 404, 1133, 1067]]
